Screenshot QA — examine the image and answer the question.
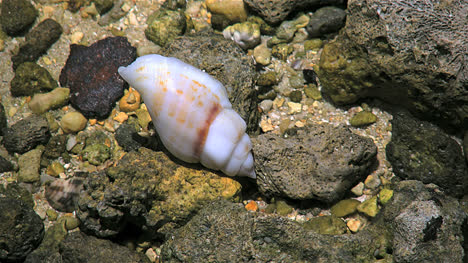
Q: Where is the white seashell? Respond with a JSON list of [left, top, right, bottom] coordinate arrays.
[[118, 54, 256, 179]]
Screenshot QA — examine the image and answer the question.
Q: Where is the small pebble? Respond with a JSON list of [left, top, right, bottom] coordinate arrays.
[[364, 174, 381, 189], [113, 111, 129, 123], [294, 121, 304, 128], [61, 216, 81, 230], [273, 97, 285, 108], [351, 182, 364, 196], [136, 107, 151, 129], [70, 31, 84, 44], [357, 196, 379, 217], [145, 248, 158, 262], [260, 118, 274, 132], [46, 161, 65, 177], [245, 200, 258, 211], [253, 44, 271, 66], [350, 111, 378, 127], [61, 112, 87, 133], [330, 199, 360, 217], [46, 209, 58, 221], [287, 101, 302, 114], [119, 88, 141, 112], [347, 218, 362, 233], [378, 188, 393, 205], [259, 99, 273, 112]]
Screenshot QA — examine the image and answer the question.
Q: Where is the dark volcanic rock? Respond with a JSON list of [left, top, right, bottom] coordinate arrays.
[[11, 19, 62, 69], [306, 6, 346, 37], [3, 115, 50, 154], [0, 197, 44, 262], [0, 155, 14, 173], [42, 134, 68, 161], [252, 124, 377, 202], [386, 111, 468, 197], [317, 0, 468, 131], [115, 123, 146, 152], [163, 33, 259, 134], [0, 0, 37, 36], [382, 180, 465, 262], [0, 102, 7, 136], [10, 62, 58, 97], [161, 199, 392, 262], [59, 37, 137, 119], [77, 147, 241, 238]]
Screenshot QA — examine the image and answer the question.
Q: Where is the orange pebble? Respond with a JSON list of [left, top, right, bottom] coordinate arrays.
[[245, 200, 258, 212], [89, 119, 97, 125]]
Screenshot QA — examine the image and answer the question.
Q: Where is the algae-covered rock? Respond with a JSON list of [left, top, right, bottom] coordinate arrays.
[[77, 147, 242, 238], [378, 188, 393, 205], [304, 39, 323, 51], [269, 13, 309, 44], [223, 21, 261, 50], [331, 199, 360, 217], [317, 0, 468, 131], [81, 144, 110, 165], [161, 199, 392, 262], [271, 43, 293, 60], [386, 111, 468, 197], [206, 0, 247, 23], [357, 196, 379, 217], [0, 0, 37, 36], [10, 62, 58, 97], [18, 147, 43, 183], [304, 84, 322, 100], [302, 215, 348, 235], [350, 111, 377, 127], [145, 9, 186, 47]]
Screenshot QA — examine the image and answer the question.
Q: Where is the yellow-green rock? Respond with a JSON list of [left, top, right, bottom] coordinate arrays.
[[60, 112, 87, 133], [350, 111, 378, 127], [46, 161, 65, 177], [357, 196, 379, 217], [303, 216, 347, 235], [331, 199, 360, 217], [378, 188, 393, 205], [275, 200, 293, 216], [60, 216, 80, 230], [304, 84, 322, 100], [223, 21, 260, 49], [46, 209, 58, 221], [304, 39, 323, 51], [28, 88, 70, 114], [206, 0, 247, 23]]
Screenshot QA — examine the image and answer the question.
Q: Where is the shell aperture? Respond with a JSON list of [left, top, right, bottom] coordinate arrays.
[[118, 54, 255, 179]]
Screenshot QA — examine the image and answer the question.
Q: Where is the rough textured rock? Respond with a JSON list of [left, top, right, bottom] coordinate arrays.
[[145, 9, 186, 47], [0, 155, 14, 173], [306, 6, 346, 37], [115, 123, 148, 152], [252, 124, 377, 202], [25, 223, 149, 263], [42, 134, 68, 161], [59, 37, 136, 119], [0, 0, 37, 36], [162, 33, 259, 133], [77, 147, 242, 238], [11, 18, 62, 69], [317, 0, 468, 131], [10, 62, 58, 97], [386, 111, 468, 197], [0, 197, 44, 262], [3, 114, 50, 154], [381, 180, 466, 262], [244, 0, 345, 25], [160, 199, 392, 262], [18, 147, 43, 183]]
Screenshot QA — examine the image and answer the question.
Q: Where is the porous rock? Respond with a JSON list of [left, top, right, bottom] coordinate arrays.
[[386, 111, 468, 197], [160, 199, 392, 262], [252, 124, 377, 202], [77, 147, 242, 238], [59, 37, 137, 119], [0, 0, 37, 36], [244, 0, 345, 25], [11, 19, 62, 69], [317, 0, 468, 131], [162, 32, 259, 133], [0, 197, 44, 262], [18, 147, 43, 183], [10, 62, 58, 97], [145, 9, 186, 47], [381, 180, 466, 262], [3, 114, 50, 154]]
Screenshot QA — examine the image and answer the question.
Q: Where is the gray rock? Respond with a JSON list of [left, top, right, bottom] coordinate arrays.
[[317, 0, 468, 131], [252, 124, 377, 202], [306, 6, 346, 37], [0, 197, 44, 262], [0, 102, 6, 136], [0, 155, 14, 173], [386, 111, 468, 197], [115, 123, 147, 152], [162, 32, 259, 133], [0, 0, 37, 36], [3, 114, 50, 154], [381, 180, 466, 262], [160, 199, 392, 262]]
